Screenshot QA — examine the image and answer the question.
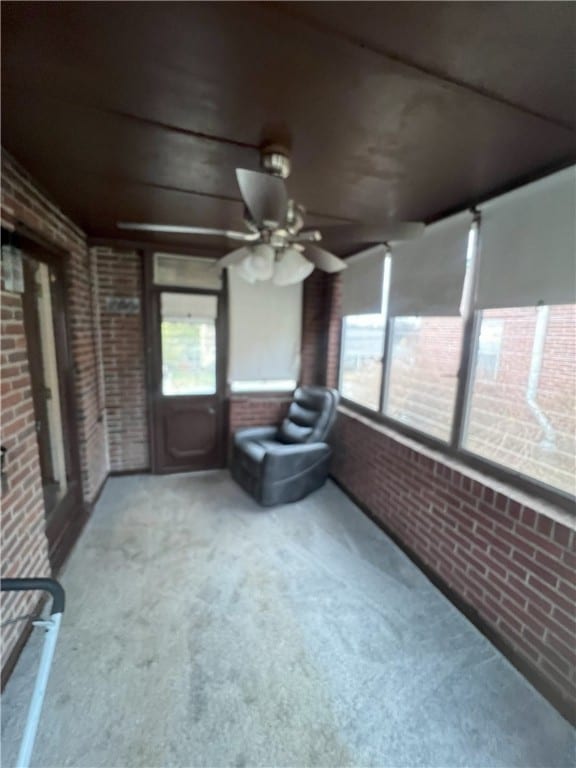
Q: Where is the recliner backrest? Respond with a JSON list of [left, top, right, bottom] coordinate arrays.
[[277, 386, 340, 445]]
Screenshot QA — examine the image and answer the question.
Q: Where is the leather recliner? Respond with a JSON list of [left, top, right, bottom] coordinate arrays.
[[231, 386, 340, 506]]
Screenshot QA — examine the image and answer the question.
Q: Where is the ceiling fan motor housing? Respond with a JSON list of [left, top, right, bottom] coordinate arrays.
[[261, 145, 291, 179]]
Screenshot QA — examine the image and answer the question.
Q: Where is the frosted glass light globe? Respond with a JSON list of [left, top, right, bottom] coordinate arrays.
[[273, 248, 314, 286], [236, 257, 257, 283], [246, 243, 274, 281]]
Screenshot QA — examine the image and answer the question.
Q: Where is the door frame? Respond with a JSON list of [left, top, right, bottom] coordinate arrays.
[[143, 249, 229, 473], [2, 224, 84, 571]]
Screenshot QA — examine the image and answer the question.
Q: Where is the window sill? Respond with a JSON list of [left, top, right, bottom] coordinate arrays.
[[230, 381, 296, 394], [229, 391, 294, 399], [337, 404, 576, 530]]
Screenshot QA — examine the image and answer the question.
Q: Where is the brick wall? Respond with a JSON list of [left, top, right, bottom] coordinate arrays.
[[298, 269, 576, 714], [325, 274, 342, 390], [229, 395, 291, 433], [1, 289, 51, 661], [93, 247, 149, 472], [301, 272, 328, 387], [1, 149, 108, 666], [93, 249, 297, 469], [301, 271, 342, 389], [1, 151, 108, 501], [332, 409, 576, 712]]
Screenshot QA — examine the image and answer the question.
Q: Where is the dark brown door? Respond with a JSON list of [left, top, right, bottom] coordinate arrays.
[[21, 252, 83, 568], [151, 289, 225, 473]]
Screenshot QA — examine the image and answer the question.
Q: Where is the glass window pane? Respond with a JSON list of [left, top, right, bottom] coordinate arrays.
[[384, 316, 464, 441], [464, 305, 576, 496], [154, 253, 222, 290], [161, 293, 217, 395], [340, 314, 385, 410]]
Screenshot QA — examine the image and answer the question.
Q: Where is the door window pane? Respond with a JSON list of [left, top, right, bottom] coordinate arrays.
[[161, 293, 217, 395], [340, 314, 385, 410], [384, 316, 464, 441], [24, 260, 70, 515], [464, 305, 576, 496]]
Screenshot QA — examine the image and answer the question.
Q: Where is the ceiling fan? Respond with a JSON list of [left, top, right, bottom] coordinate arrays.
[[117, 145, 425, 286]]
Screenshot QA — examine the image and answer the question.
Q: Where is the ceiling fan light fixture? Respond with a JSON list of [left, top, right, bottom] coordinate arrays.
[[273, 247, 314, 286], [245, 243, 275, 281], [236, 257, 257, 284], [117, 150, 424, 281]]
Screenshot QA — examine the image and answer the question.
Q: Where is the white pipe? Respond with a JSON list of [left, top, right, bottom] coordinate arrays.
[[526, 305, 556, 451], [16, 613, 62, 768]]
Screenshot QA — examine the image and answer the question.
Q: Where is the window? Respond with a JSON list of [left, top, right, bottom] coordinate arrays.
[[154, 253, 222, 291], [339, 314, 385, 410], [384, 316, 464, 441], [336, 167, 575, 503], [464, 305, 576, 496], [160, 293, 217, 396], [476, 318, 503, 379]]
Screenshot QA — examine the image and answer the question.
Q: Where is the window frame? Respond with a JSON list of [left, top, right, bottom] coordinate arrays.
[[337, 219, 575, 513]]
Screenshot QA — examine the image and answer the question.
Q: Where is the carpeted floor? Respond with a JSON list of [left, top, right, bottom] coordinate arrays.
[[1, 472, 574, 767]]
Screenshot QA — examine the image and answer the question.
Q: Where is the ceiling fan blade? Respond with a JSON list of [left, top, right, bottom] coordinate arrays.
[[236, 169, 288, 227], [311, 220, 426, 244], [303, 244, 347, 273], [217, 246, 252, 268], [117, 222, 259, 242]]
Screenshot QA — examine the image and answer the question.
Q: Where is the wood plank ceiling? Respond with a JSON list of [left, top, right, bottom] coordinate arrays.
[[2, 2, 575, 255]]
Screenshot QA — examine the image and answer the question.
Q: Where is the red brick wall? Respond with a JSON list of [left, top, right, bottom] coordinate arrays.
[[1, 289, 51, 660], [93, 247, 149, 472], [297, 266, 576, 712], [301, 272, 328, 387], [229, 395, 291, 433], [325, 274, 342, 390], [331, 409, 576, 711], [301, 272, 342, 389], [92, 252, 317, 467], [1, 149, 107, 665], [1, 151, 108, 501]]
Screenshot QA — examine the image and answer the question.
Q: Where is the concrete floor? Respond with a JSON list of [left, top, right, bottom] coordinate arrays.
[[1, 472, 574, 768]]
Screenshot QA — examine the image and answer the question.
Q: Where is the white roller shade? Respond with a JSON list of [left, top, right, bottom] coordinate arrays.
[[476, 167, 576, 309], [341, 245, 386, 316], [228, 268, 302, 386], [388, 212, 472, 317], [161, 293, 217, 321]]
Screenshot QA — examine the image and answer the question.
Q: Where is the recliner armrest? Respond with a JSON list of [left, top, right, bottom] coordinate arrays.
[[262, 441, 331, 481], [233, 425, 278, 446]]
